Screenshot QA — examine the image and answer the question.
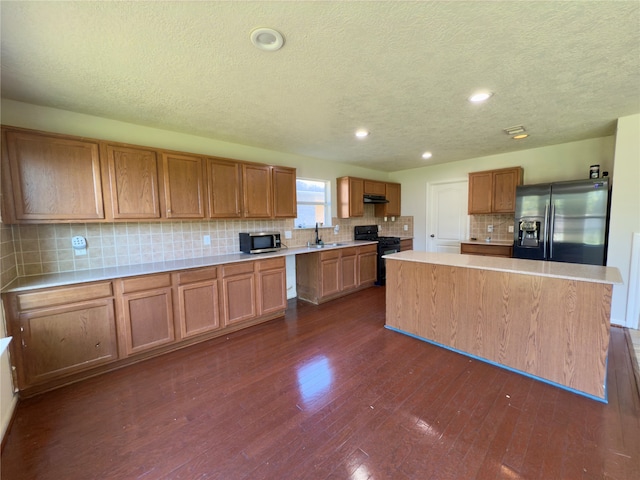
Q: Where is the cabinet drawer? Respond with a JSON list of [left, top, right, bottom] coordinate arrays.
[[121, 274, 171, 293], [257, 257, 285, 271], [17, 282, 113, 311], [222, 261, 255, 277], [177, 267, 218, 284], [357, 244, 377, 254], [461, 243, 513, 257], [320, 249, 341, 260]]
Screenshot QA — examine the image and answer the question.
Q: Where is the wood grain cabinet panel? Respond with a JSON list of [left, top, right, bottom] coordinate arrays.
[[358, 245, 378, 286], [399, 239, 413, 251], [460, 242, 513, 258], [206, 157, 242, 218], [3, 129, 104, 222], [17, 299, 117, 388], [364, 180, 386, 195], [242, 164, 272, 218], [120, 274, 174, 355], [296, 246, 376, 304], [161, 152, 206, 219], [337, 177, 364, 218], [272, 166, 297, 218], [374, 182, 402, 217], [468, 167, 523, 214], [175, 266, 220, 339], [103, 144, 161, 219], [222, 270, 257, 326], [257, 258, 287, 315]]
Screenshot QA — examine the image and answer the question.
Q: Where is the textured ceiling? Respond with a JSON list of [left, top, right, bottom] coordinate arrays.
[[1, 1, 639, 172]]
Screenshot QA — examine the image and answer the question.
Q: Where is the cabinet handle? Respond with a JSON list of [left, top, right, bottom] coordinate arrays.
[[95, 342, 101, 348]]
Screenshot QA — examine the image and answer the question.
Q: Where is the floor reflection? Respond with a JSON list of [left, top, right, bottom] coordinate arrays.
[[296, 355, 333, 408]]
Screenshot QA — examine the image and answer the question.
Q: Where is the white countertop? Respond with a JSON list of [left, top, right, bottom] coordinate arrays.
[[383, 250, 623, 285], [2, 240, 378, 293]]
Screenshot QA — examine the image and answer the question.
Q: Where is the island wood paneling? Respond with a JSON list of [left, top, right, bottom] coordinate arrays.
[[385, 259, 612, 399]]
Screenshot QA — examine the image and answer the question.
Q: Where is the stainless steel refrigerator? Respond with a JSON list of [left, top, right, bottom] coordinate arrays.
[[513, 178, 609, 265]]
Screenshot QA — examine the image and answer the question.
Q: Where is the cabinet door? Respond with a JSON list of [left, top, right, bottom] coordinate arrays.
[[374, 182, 402, 217], [320, 256, 341, 298], [104, 144, 161, 219], [399, 239, 413, 251], [358, 248, 378, 285], [242, 164, 273, 218], [257, 260, 287, 315], [5, 130, 104, 222], [341, 250, 358, 291], [178, 279, 221, 338], [161, 152, 206, 218], [121, 284, 175, 355], [364, 180, 386, 195], [492, 168, 522, 213], [18, 299, 117, 387], [468, 171, 493, 214], [272, 166, 297, 218], [337, 177, 364, 218], [222, 273, 257, 325], [207, 158, 242, 218]]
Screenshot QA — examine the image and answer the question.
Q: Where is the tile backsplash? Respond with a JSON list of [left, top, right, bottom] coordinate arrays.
[[469, 214, 515, 242], [1, 204, 414, 284]]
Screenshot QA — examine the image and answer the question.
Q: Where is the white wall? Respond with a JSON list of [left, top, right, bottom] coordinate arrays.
[[389, 136, 615, 251], [608, 114, 640, 328]]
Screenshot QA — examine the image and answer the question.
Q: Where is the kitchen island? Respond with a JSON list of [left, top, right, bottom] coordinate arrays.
[[384, 251, 623, 401]]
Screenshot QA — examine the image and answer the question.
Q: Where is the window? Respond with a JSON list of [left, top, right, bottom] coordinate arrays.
[[294, 178, 331, 228]]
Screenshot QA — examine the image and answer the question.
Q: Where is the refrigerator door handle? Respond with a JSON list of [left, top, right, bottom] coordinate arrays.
[[549, 202, 555, 259], [543, 203, 549, 259]]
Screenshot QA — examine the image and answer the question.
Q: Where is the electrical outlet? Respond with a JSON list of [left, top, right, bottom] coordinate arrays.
[[487, 225, 494, 233], [203, 235, 211, 245], [403, 225, 408, 231], [284, 230, 292, 239], [71, 236, 87, 249], [508, 225, 514, 233]]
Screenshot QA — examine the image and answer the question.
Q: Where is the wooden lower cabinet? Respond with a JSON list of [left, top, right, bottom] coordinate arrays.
[[257, 258, 287, 315], [222, 262, 258, 326], [118, 273, 175, 355], [4, 282, 117, 391], [3, 257, 288, 396], [358, 244, 378, 286], [296, 245, 377, 305], [176, 267, 221, 338], [400, 239, 413, 251]]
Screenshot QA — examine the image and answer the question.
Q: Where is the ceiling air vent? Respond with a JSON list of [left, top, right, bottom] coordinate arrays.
[[503, 125, 526, 135]]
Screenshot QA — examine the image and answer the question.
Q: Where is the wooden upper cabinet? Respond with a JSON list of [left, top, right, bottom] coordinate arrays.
[[468, 171, 494, 214], [272, 166, 297, 218], [242, 163, 272, 218], [337, 177, 364, 218], [375, 182, 401, 217], [103, 144, 161, 219], [493, 168, 523, 213], [3, 129, 104, 222], [468, 167, 522, 214], [364, 180, 386, 195], [161, 152, 206, 219], [207, 157, 242, 218]]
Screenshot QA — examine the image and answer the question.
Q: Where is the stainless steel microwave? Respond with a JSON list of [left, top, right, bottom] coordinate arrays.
[[239, 232, 282, 254]]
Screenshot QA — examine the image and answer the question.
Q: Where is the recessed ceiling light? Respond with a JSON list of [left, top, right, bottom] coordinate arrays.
[[355, 129, 369, 138], [250, 27, 284, 51], [512, 134, 529, 140], [422, 152, 433, 159], [468, 91, 493, 103]]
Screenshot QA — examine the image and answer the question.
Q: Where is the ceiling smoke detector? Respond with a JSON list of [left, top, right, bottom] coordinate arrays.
[[250, 28, 284, 51], [504, 125, 526, 136]]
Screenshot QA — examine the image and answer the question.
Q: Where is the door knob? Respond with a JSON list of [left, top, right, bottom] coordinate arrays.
[[430, 234, 435, 237]]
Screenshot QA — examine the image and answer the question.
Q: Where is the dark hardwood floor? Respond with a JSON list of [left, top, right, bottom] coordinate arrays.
[[2, 287, 639, 479]]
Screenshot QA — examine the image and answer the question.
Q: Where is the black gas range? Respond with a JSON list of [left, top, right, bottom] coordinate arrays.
[[354, 225, 401, 286]]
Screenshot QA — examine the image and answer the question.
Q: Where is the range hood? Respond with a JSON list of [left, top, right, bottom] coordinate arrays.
[[363, 194, 389, 204]]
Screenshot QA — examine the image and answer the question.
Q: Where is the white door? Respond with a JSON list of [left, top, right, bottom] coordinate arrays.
[[427, 181, 469, 253]]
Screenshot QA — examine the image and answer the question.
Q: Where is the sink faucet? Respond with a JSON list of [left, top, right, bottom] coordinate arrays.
[[315, 222, 322, 245]]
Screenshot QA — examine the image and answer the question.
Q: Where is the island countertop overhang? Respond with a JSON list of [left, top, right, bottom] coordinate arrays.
[[383, 250, 623, 285]]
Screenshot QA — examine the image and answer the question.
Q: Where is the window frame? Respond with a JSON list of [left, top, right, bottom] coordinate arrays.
[[294, 177, 332, 229]]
